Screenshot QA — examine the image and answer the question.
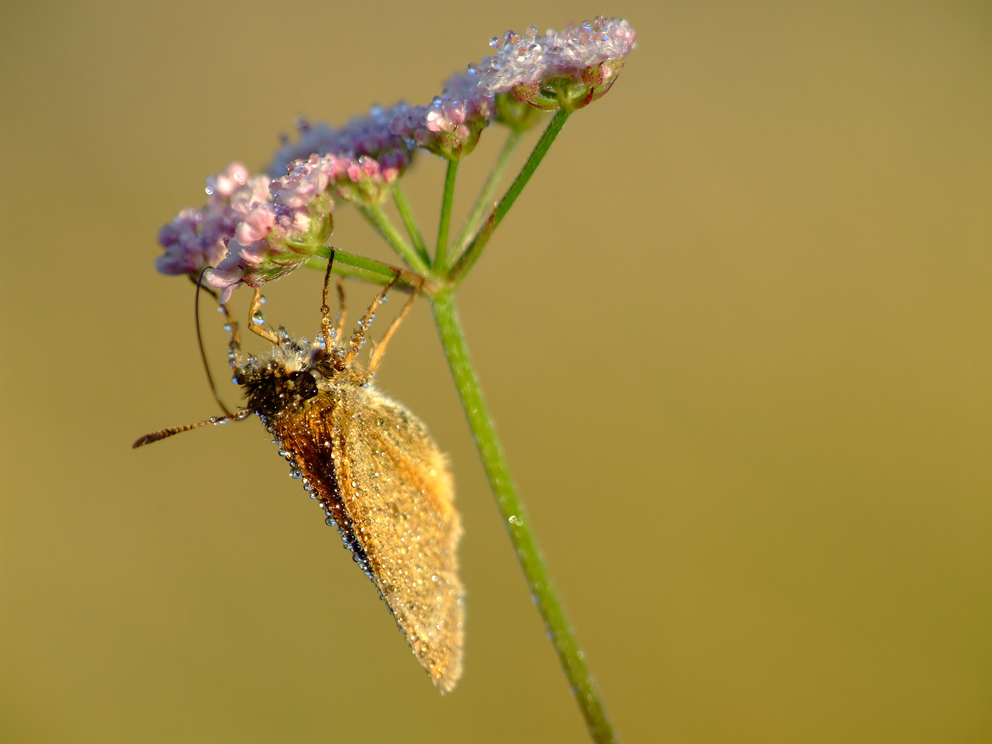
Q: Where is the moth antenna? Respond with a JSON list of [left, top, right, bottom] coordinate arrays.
[[344, 271, 401, 368], [248, 288, 280, 344], [132, 409, 252, 449], [195, 267, 234, 417], [367, 276, 424, 375], [319, 249, 336, 348]]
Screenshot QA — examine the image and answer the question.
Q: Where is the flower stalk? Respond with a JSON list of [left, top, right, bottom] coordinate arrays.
[[431, 289, 617, 744]]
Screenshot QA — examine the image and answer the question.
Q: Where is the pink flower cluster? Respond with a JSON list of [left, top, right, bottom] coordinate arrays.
[[395, 16, 636, 153], [270, 17, 637, 165], [463, 17, 637, 110], [389, 96, 494, 161], [156, 164, 256, 280], [155, 17, 636, 299], [269, 107, 415, 204], [157, 159, 335, 303]]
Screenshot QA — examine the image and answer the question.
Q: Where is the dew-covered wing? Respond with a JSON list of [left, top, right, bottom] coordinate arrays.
[[278, 382, 464, 692]]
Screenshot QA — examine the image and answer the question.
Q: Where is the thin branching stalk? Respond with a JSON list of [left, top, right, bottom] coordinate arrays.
[[391, 183, 430, 267], [450, 109, 571, 282], [452, 130, 520, 255], [434, 159, 460, 272], [359, 202, 431, 275]]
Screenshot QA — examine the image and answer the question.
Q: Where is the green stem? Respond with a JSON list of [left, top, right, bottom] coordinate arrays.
[[359, 202, 431, 276], [306, 249, 422, 289], [391, 184, 430, 267], [434, 159, 459, 273], [431, 289, 617, 744], [451, 130, 520, 257], [449, 109, 572, 284]]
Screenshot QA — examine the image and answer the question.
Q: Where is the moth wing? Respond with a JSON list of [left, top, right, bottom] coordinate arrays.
[[328, 384, 464, 692]]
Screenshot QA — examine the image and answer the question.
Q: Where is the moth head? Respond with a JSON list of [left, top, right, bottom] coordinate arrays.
[[238, 336, 324, 418]]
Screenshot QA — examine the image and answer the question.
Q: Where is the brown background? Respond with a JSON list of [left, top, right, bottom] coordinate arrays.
[[2, 1, 990, 742]]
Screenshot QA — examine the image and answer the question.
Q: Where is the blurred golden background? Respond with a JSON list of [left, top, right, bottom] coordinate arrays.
[[2, 1, 990, 742]]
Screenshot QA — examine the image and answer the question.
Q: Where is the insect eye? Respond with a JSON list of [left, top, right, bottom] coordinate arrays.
[[288, 370, 318, 401]]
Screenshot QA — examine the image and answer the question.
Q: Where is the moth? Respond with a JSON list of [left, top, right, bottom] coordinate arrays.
[[134, 256, 464, 692]]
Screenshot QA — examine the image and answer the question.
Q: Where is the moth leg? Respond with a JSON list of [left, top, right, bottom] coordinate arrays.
[[343, 272, 401, 368], [315, 249, 349, 350], [335, 279, 349, 342], [219, 303, 245, 370], [247, 287, 280, 344], [367, 278, 423, 375], [319, 250, 337, 348]]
